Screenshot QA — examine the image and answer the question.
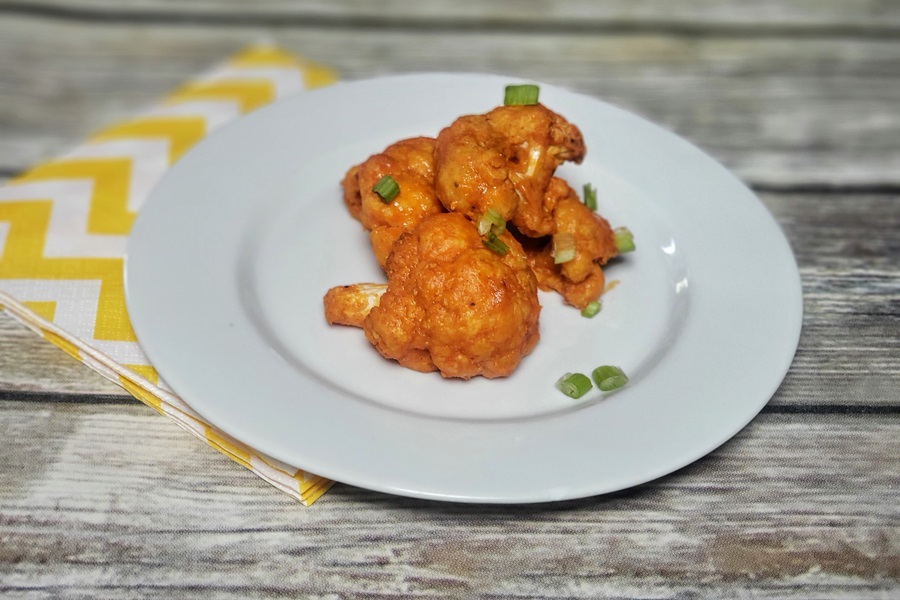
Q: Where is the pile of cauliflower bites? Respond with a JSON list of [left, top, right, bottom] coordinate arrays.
[[324, 98, 624, 380]]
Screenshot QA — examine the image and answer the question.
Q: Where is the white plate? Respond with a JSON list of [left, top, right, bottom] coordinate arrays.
[[125, 74, 802, 503]]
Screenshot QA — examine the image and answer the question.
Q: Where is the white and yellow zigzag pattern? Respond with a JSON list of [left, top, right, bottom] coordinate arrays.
[[0, 46, 337, 505]]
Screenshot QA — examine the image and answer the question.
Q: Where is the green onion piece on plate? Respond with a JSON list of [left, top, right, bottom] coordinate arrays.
[[592, 365, 629, 392], [556, 372, 592, 399], [552, 232, 576, 264], [581, 300, 602, 318], [583, 183, 597, 212], [372, 175, 400, 203], [613, 227, 635, 253], [478, 208, 506, 236], [482, 231, 509, 256], [504, 84, 540, 106]]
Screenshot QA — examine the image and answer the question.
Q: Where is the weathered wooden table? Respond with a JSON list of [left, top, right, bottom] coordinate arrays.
[[1, 2, 898, 597]]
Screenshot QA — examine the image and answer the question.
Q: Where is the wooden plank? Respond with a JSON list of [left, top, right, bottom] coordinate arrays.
[[5, 0, 900, 31], [761, 194, 900, 271], [0, 17, 899, 184], [783, 269, 900, 409], [0, 404, 897, 596], [758, 193, 900, 408]]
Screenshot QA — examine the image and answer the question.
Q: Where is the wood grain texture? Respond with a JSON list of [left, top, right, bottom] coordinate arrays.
[[0, 15, 899, 184], [4, 0, 900, 30], [0, 401, 897, 597], [759, 193, 900, 408]]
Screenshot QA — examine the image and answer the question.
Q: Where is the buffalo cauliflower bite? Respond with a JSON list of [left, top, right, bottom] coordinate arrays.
[[434, 104, 585, 237], [522, 179, 618, 309], [324, 213, 541, 379], [341, 137, 444, 268]]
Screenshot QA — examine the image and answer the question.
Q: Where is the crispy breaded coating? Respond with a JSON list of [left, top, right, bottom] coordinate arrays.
[[324, 213, 541, 379], [522, 181, 618, 309], [341, 137, 444, 267], [434, 114, 518, 222], [340, 165, 363, 221], [554, 188, 618, 282], [434, 104, 585, 237], [526, 246, 607, 310]]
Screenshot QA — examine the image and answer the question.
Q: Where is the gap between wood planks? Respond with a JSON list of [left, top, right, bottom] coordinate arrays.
[[1, 1, 900, 40]]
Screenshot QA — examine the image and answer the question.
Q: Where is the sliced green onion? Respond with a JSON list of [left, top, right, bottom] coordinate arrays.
[[478, 207, 506, 236], [482, 231, 509, 256], [583, 183, 597, 212], [591, 365, 629, 392], [581, 300, 602, 318], [613, 227, 635, 253], [504, 84, 540, 106], [552, 232, 576, 264], [372, 175, 400, 203], [556, 372, 592, 399]]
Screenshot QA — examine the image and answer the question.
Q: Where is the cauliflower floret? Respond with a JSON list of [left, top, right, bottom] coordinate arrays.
[[522, 180, 618, 309], [323, 283, 386, 327], [434, 103, 585, 237], [324, 213, 541, 379], [341, 137, 444, 268]]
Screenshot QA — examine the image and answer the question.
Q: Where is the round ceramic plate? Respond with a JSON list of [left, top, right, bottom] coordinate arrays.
[[125, 74, 802, 503]]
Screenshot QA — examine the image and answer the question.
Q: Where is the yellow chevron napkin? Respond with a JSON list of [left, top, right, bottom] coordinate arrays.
[[0, 46, 338, 505]]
